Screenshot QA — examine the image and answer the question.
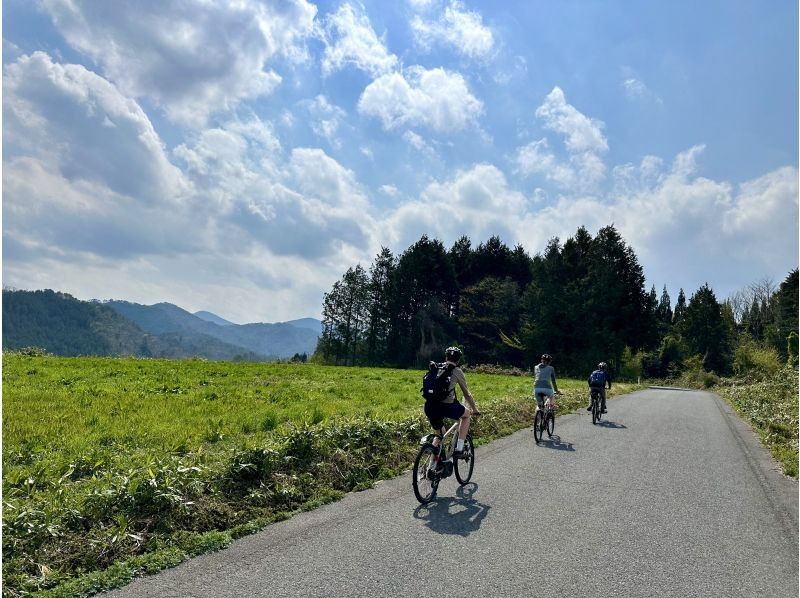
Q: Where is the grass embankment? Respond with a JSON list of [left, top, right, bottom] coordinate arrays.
[[712, 365, 799, 479], [2, 354, 638, 597]]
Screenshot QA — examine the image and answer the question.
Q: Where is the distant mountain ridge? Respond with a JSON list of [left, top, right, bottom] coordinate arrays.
[[194, 311, 235, 326], [105, 301, 320, 359], [2, 289, 321, 361]]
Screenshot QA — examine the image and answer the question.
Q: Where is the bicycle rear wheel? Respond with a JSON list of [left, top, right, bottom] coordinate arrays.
[[591, 395, 599, 425], [533, 410, 543, 443], [454, 435, 474, 485], [412, 444, 439, 504], [546, 412, 554, 437]]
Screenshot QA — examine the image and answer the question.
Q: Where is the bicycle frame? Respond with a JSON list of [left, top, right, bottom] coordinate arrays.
[[420, 419, 460, 459]]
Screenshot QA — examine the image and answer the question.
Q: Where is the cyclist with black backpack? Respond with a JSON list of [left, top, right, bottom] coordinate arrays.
[[587, 362, 612, 413], [422, 347, 480, 464]]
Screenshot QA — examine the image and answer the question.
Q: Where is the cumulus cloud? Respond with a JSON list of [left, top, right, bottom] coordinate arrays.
[[383, 164, 528, 250], [515, 87, 609, 190], [535, 87, 608, 154], [4, 51, 188, 204], [358, 66, 483, 133], [41, 0, 317, 125], [411, 0, 495, 60], [318, 2, 398, 77]]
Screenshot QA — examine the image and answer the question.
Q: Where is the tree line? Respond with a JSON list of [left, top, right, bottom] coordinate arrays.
[[315, 225, 798, 379]]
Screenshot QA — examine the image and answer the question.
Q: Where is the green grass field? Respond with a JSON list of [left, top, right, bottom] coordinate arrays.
[[2, 354, 637, 597]]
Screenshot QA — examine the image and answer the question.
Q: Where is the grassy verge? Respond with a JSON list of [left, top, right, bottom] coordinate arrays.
[[713, 365, 799, 479], [3, 354, 638, 596]]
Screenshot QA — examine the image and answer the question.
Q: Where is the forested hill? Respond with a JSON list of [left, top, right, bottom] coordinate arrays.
[[2, 290, 320, 360], [317, 225, 799, 378]]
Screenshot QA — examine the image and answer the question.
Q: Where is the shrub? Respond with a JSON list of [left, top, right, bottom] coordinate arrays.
[[733, 335, 783, 380]]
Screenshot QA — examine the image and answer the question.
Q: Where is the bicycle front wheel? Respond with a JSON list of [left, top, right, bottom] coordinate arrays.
[[412, 444, 439, 504], [454, 435, 474, 485], [546, 412, 554, 437], [533, 410, 543, 443]]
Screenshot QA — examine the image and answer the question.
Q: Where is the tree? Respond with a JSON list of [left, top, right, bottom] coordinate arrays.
[[365, 247, 395, 364], [459, 277, 523, 366], [317, 265, 370, 364], [765, 269, 798, 360], [387, 235, 457, 366], [681, 284, 733, 374]]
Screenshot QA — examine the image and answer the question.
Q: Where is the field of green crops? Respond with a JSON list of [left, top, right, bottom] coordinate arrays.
[[2, 353, 637, 597]]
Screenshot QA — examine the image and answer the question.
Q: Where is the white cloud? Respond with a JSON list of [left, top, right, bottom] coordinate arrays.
[[621, 67, 663, 105], [41, 0, 317, 126], [516, 87, 609, 190], [300, 95, 347, 147], [380, 184, 400, 197], [318, 3, 398, 77], [383, 164, 528, 250], [535, 86, 608, 154], [411, 0, 494, 60], [403, 130, 438, 158], [4, 52, 188, 204], [358, 66, 483, 133]]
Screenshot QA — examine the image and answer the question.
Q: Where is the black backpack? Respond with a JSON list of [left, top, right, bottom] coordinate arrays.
[[421, 362, 455, 402]]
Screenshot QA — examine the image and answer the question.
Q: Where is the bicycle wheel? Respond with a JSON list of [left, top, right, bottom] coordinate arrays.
[[591, 396, 599, 425], [533, 410, 543, 443], [546, 412, 554, 437], [454, 435, 474, 485], [412, 443, 439, 504]]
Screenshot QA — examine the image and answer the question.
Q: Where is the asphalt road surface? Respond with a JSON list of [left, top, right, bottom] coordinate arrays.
[[106, 389, 798, 597]]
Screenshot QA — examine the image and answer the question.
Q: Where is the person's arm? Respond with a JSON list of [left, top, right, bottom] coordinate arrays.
[[551, 370, 560, 393], [607, 371, 612, 389], [454, 369, 478, 411]]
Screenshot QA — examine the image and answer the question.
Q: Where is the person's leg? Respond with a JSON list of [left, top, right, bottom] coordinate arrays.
[[457, 408, 472, 440]]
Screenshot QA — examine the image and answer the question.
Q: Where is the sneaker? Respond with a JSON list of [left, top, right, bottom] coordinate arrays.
[[601, 409, 607, 414], [586, 405, 592, 411], [452, 449, 464, 459]]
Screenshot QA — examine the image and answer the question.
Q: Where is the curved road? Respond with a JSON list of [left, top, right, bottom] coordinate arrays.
[[107, 389, 798, 597]]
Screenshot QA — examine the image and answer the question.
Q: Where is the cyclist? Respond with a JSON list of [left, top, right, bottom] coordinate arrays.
[[587, 361, 612, 413], [424, 346, 480, 465], [533, 353, 561, 412]]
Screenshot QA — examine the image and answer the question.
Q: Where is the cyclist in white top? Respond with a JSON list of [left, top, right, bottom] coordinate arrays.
[[533, 353, 561, 410]]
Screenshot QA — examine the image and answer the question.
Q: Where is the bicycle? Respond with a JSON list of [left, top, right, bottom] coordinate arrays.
[[590, 388, 603, 425], [412, 417, 476, 504], [533, 394, 555, 444]]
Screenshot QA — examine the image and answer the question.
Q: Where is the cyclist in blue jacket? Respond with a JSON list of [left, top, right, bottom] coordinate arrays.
[[587, 362, 612, 413]]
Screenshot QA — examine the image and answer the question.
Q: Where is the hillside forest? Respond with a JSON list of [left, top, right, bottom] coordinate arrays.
[[316, 225, 799, 379]]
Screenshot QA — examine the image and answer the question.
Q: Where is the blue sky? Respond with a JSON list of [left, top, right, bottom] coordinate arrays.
[[3, 0, 798, 323]]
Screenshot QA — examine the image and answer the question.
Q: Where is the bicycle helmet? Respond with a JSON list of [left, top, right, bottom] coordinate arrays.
[[598, 362, 608, 370], [445, 346, 463, 363], [541, 353, 552, 362]]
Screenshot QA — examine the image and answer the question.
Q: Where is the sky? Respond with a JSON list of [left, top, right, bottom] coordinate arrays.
[[2, 0, 798, 324]]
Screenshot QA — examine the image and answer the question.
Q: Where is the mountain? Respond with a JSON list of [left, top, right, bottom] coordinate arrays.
[[194, 310, 235, 326], [2, 290, 267, 360], [282, 317, 323, 334], [105, 301, 319, 359]]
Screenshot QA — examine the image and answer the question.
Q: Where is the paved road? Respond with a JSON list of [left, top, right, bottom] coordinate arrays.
[[107, 389, 798, 597]]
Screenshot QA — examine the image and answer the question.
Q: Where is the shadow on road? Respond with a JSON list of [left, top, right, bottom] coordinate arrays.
[[596, 420, 626, 429], [538, 434, 575, 451], [412, 483, 490, 536]]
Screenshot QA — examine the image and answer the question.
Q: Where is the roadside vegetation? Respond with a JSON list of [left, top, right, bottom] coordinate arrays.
[[2, 353, 639, 597]]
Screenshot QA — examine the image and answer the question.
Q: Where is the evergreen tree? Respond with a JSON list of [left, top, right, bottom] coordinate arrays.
[[681, 284, 733, 374], [673, 289, 687, 328], [365, 247, 395, 364]]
